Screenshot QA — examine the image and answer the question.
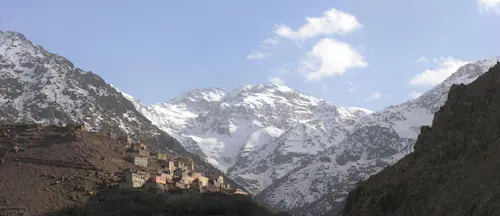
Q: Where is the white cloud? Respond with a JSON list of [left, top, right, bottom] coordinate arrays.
[[348, 88, 355, 92], [261, 37, 280, 48], [416, 57, 428, 63], [409, 56, 469, 87], [478, 0, 500, 14], [364, 91, 382, 102], [269, 77, 285, 85], [409, 91, 423, 99], [298, 38, 368, 81], [246, 51, 272, 60], [275, 8, 362, 41]]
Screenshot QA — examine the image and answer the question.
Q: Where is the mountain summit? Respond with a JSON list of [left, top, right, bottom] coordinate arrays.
[[121, 83, 373, 194]]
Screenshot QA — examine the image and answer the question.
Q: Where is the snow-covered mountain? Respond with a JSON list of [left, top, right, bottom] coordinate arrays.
[[255, 57, 500, 216], [0, 30, 239, 186], [121, 83, 373, 194]]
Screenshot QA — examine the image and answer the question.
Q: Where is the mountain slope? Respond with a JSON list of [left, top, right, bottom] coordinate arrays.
[[226, 103, 371, 194], [0, 30, 238, 186], [255, 57, 500, 216], [122, 84, 373, 194], [340, 62, 500, 216]]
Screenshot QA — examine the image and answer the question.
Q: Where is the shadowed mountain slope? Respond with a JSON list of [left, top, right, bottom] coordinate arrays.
[[339, 63, 500, 215]]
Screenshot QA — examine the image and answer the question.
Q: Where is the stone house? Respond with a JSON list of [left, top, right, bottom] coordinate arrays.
[[160, 160, 176, 172], [152, 152, 168, 160], [125, 171, 150, 188], [137, 149, 150, 157], [160, 172, 174, 183], [197, 176, 209, 187], [179, 175, 195, 185], [191, 172, 201, 178], [217, 176, 224, 184], [149, 175, 167, 185], [234, 188, 248, 196], [133, 156, 148, 167], [211, 176, 228, 189], [174, 161, 186, 171], [137, 143, 147, 150], [175, 157, 195, 171], [193, 176, 209, 187]]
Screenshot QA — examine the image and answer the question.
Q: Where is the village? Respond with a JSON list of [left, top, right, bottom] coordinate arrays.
[[119, 136, 249, 196]]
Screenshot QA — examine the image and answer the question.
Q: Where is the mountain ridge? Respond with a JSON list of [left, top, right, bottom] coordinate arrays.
[[119, 82, 373, 194], [255, 57, 500, 216], [0, 30, 240, 188], [339, 62, 500, 216]]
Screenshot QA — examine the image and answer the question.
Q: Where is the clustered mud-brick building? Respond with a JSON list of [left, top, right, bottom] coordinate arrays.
[[121, 142, 248, 196]]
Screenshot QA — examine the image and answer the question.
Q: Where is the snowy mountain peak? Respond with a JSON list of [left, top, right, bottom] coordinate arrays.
[[0, 30, 241, 191], [120, 81, 374, 195], [169, 87, 227, 104], [255, 57, 500, 216]]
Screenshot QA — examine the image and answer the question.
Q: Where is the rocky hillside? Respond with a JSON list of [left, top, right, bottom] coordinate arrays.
[[0, 124, 135, 215], [0, 30, 238, 188], [255, 57, 500, 216], [120, 84, 373, 194], [0, 124, 281, 216], [339, 62, 500, 216]]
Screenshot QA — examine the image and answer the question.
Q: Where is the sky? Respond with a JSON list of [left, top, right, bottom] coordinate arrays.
[[0, 0, 499, 111]]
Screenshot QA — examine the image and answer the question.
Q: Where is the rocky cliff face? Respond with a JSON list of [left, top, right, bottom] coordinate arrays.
[[0, 30, 238, 186], [339, 62, 500, 216], [255, 58, 500, 216]]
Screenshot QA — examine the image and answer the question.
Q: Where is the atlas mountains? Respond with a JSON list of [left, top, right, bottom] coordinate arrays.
[[0, 30, 499, 216]]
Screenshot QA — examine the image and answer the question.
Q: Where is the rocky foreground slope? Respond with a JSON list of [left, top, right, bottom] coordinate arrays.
[[0, 124, 284, 216], [339, 63, 500, 215]]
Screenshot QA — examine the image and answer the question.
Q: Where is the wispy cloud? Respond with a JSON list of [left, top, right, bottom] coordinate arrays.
[[478, 0, 500, 14], [246, 51, 272, 60], [364, 91, 382, 102], [269, 77, 285, 85], [409, 56, 468, 87], [261, 37, 280, 48], [247, 37, 280, 60], [298, 38, 368, 81], [409, 91, 423, 99], [274, 8, 362, 42], [416, 56, 428, 63], [347, 81, 355, 92]]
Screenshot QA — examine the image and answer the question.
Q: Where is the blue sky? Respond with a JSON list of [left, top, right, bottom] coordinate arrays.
[[1, 1, 499, 111]]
